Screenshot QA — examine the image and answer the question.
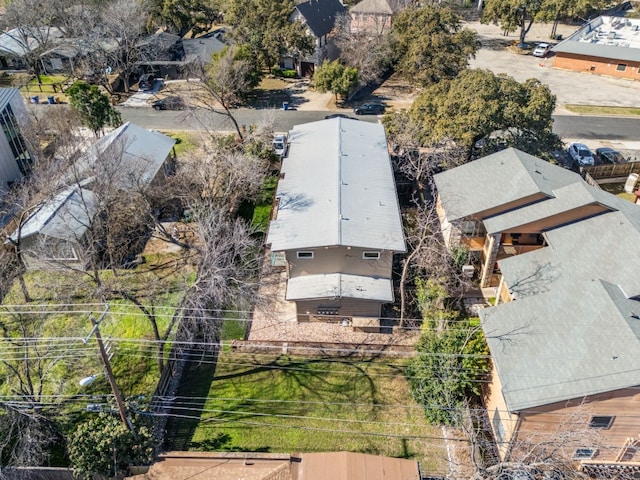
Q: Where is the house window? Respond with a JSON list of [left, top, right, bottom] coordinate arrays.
[[616, 63, 627, 71], [0, 104, 32, 176], [589, 415, 615, 429], [362, 251, 380, 259], [573, 448, 597, 460], [297, 251, 313, 259], [461, 220, 485, 237]]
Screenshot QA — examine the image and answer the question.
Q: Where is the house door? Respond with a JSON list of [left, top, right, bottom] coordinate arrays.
[[300, 62, 314, 77]]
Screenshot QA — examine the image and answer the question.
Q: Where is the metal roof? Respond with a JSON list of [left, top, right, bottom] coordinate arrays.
[[481, 209, 640, 411], [0, 87, 19, 110], [286, 273, 394, 301], [552, 16, 640, 63], [434, 148, 580, 222], [267, 118, 405, 252], [70, 122, 175, 189], [11, 186, 96, 242]]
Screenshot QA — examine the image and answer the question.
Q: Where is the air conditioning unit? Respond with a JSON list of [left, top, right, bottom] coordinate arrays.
[[462, 265, 475, 277]]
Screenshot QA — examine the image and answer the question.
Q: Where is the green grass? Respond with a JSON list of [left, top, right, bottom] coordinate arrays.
[[185, 354, 448, 472], [163, 131, 199, 156], [221, 311, 247, 341], [564, 104, 640, 116], [599, 182, 637, 202]]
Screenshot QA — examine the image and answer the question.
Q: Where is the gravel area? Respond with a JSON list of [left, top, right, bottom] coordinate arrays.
[[248, 257, 420, 347]]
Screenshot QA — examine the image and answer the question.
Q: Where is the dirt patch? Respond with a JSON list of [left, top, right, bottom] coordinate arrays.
[[367, 74, 420, 110]]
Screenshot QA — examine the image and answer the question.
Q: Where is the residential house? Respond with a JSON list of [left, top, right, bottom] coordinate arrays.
[[39, 38, 119, 76], [0, 88, 33, 196], [349, 0, 413, 35], [435, 148, 640, 476], [182, 29, 228, 73], [8, 186, 96, 270], [0, 27, 64, 71], [288, 0, 345, 76], [434, 148, 618, 288], [266, 117, 405, 325], [127, 451, 420, 480], [552, 15, 640, 80], [10, 122, 176, 270]]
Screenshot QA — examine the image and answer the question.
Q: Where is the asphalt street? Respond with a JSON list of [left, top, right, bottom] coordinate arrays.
[[117, 106, 640, 142]]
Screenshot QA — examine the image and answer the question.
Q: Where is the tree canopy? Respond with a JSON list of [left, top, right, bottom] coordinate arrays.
[[67, 409, 155, 479], [224, 0, 314, 71], [66, 81, 122, 137], [313, 60, 359, 102], [386, 69, 561, 159], [391, 5, 479, 86], [405, 279, 490, 426]]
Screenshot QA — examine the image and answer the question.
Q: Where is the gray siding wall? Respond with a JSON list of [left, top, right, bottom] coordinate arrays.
[[0, 90, 31, 195], [285, 247, 393, 278]]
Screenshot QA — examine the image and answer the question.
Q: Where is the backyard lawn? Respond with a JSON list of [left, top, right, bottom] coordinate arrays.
[[177, 353, 449, 474]]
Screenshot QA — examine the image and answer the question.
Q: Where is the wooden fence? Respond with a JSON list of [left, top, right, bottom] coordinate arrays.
[[583, 161, 640, 180]]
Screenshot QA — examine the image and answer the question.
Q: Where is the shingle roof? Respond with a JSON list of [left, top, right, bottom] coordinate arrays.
[[433, 148, 580, 222], [350, 0, 410, 14], [266, 117, 405, 252], [286, 273, 394, 301], [295, 0, 346, 37], [481, 209, 640, 411]]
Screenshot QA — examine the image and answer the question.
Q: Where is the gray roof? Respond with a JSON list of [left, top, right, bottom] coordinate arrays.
[[182, 33, 227, 65], [295, 0, 346, 37], [552, 15, 640, 63], [70, 122, 175, 190], [350, 0, 410, 14], [286, 273, 394, 301], [10, 186, 96, 242], [434, 148, 580, 222], [267, 117, 405, 252], [481, 209, 640, 411], [482, 181, 615, 234], [0, 27, 64, 57]]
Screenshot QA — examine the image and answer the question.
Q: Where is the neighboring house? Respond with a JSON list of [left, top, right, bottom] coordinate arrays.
[[126, 451, 420, 480], [0, 27, 64, 71], [182, 29, 228, 72], [349, 0, 412, 35], [552, 15, 640, 80], [0, 88, 33, 196], [67, 121, 177, 191], [39, 38, 119, 76], [288, 0, 345, 76], [8, 186, 96, 270], [266, 117, 405, 325], [434, 148, 620, 288], [435, 148, 640, 476], [10, 123, 176, 270]]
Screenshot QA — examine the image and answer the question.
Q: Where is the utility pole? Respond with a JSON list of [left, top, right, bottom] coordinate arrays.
[[84, 304, 135, 435]]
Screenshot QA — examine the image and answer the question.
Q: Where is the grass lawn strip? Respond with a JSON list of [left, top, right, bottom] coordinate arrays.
[[564, 104, 640, 116], [187, 353, 449, 473]]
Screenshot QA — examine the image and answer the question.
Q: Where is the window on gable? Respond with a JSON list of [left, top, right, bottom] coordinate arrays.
[[616, 63, 627, 71], [297, 251, 313, 259], [589, 415, 615, 429], [362, 251, 380, 259]]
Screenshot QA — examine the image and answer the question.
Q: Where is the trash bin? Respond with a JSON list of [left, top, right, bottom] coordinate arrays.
[[31, 95, 39, 104], [282, 101, 288, 111], [47, 96, 55, 104]]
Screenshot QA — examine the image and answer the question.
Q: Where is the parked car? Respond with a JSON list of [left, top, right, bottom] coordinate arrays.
[[324, 113, 355, 120], [138, 73, 154, 90], [151, 96, 187, 110], [595, 147, 625, 164], [568, 143, 595, 166], [353, 103, 385, 115], [533, 43, 551, 57], [273, 134, 288, 157]]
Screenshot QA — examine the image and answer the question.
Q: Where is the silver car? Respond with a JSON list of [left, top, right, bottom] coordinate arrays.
[[568, 143, 595, 166]]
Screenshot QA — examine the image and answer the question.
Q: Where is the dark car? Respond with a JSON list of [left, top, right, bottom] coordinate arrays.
[[138, 73, 154, 91], [324, 113, 355, 120], [151, 96, 187, 111], [353, 103, 385, 115], [595, 147, 626, 164]]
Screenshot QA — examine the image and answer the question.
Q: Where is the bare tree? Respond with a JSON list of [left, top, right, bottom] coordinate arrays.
[[333, 13, 394, 88]]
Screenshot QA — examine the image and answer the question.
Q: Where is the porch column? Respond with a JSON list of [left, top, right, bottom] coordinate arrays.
[[480, 233, 500, 288]]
